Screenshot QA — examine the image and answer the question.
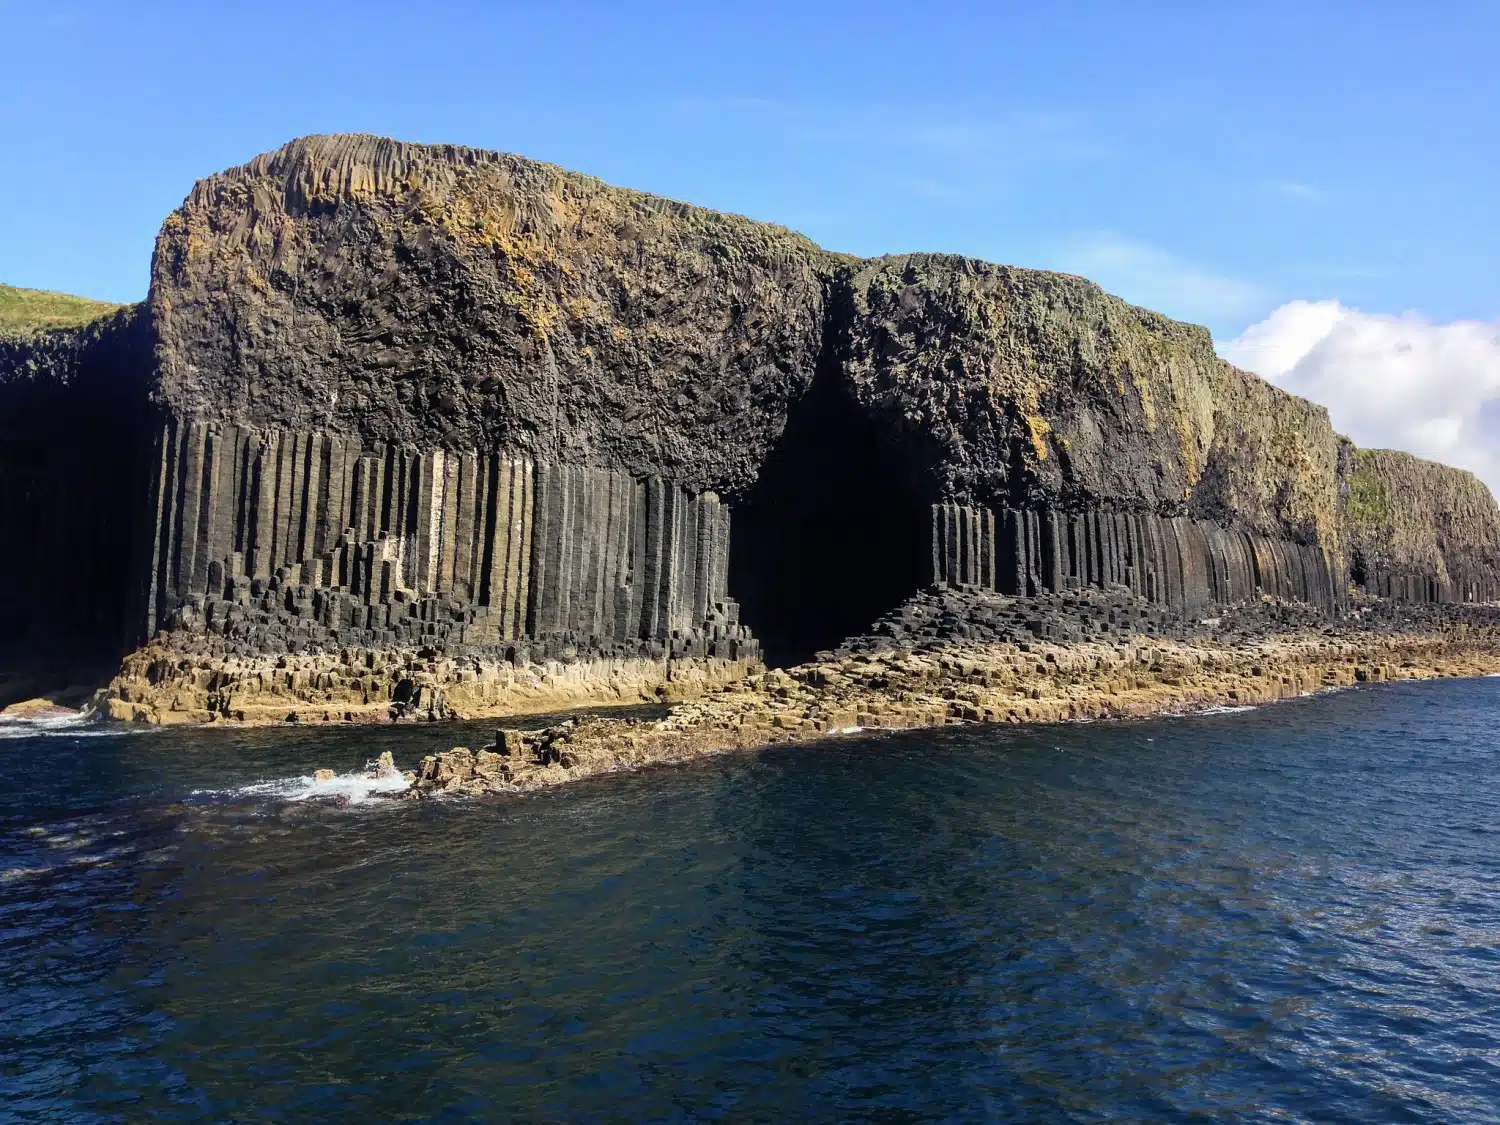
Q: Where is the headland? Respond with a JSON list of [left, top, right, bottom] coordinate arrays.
[[4, 134, 1500, 781]]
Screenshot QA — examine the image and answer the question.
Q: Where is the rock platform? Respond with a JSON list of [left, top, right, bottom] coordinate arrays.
[[365, 589, 1500, 799]]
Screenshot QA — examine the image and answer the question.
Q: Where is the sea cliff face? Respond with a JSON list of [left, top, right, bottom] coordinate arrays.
[[150, 136, 827, 495], [1342, 446, 1500, 603], [838, 253, 1341, 547], [2, 132, 1498, 723], [0, 308, 154, 659]]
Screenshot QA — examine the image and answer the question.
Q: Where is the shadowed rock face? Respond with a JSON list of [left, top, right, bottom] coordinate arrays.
[[0, 307, 154, 658], [840, 254, 1226, 513], [2, 133, 1499, 700]]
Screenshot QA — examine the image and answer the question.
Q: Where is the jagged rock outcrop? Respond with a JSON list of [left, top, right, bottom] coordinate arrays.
[[1, 132, 1497, 720]]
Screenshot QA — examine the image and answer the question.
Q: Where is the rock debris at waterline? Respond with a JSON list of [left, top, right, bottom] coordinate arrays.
[[304, 596, 1500, 801]]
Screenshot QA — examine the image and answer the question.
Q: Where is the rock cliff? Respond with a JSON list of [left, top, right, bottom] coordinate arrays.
[[1342, 446, 1500, 603], [150, 135, 826, 494], [838, 253, 1341, 544], [0, 307, 154, 656], [1, 132, 1497, 719]]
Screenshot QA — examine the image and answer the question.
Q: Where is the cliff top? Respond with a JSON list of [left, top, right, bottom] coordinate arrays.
[[186, 135, 1191, 324], [0, 283, 126, 336], [188, 132, 826, 255]]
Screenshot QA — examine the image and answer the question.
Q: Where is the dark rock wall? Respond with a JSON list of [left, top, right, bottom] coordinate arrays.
[[148, 135, 827, 497], [144, 419, 750, 662], [1342, 446, 1500, 604], [929, 503, 1345, 616], [3, 133, 1498, 683], [0, 308, 154, 655], [837, 254, 1345, 552]]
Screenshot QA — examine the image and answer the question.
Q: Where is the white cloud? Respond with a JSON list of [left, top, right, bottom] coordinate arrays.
[[1219, 300, 1500, 494], [1217, 299, 1347, 378], [1057, 236, 1270, 330]]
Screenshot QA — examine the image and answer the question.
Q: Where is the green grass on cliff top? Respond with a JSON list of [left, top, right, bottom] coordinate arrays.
[[0, 283, 124, 334]]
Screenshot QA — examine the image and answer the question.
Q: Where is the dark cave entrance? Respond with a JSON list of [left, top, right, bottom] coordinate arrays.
[[729, 369, 929, 667], [0, 424, 147, 710]]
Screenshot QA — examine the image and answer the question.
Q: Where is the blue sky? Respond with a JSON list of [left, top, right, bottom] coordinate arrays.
[[0, 0, 1491, 329], [4, 1, 1499, 482]]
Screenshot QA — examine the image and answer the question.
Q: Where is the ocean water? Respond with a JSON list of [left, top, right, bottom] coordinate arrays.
[[4, 681, 1500, 1123]]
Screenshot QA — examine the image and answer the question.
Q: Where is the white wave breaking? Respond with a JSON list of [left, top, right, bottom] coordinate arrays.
[[0, 708, 158, 739], [0, 710, 101, 740], [193, 766, 410, 806]]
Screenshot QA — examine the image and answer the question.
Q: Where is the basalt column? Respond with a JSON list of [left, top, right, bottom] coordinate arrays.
[[141, 421, 753, 661], [523, 461, 739, 656], [930, 502, 1347, 616]]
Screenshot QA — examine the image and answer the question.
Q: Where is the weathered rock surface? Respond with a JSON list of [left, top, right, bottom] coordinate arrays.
[[98, 639, 754, 726], [838, 256, 1342, 546], [392, 594, 1500, 799], [1343, 446, 1500, 602], [150, 135, 827, 496], [3, 132, 1500, 726]]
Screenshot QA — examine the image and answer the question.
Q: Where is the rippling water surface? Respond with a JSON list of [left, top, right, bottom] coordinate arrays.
[[4, 680, 1500, 1122]]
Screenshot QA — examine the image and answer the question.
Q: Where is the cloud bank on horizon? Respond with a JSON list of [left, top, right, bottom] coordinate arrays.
[[1218, 302, 1500, 499]]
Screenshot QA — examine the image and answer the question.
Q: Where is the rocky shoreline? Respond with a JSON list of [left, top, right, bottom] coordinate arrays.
[[11, 586, 1498, 800], [93, 645, 756, 727], [289, 588, 1500, 800], [9, 135, 1500, 774]]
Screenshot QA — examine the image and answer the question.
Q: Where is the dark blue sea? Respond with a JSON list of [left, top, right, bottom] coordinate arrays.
[[4, 678, 1500, 1123]]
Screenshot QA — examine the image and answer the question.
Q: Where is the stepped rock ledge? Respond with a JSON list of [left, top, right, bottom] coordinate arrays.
[[5, 133, 1500, 769]]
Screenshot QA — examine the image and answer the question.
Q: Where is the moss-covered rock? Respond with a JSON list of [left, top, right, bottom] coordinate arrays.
[[1342, 446, 1500, 598]]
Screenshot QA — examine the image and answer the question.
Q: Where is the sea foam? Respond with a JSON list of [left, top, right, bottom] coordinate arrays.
[[194, 766, 410, 806], [0, 711, 100, 740]]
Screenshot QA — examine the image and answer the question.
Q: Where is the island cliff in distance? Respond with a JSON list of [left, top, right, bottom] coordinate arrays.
[[4, 133, 1500, 790]]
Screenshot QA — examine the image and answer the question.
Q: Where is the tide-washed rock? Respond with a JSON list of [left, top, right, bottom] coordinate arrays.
[[365, 751, 401, 780], [406, 745, 518, 797]]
